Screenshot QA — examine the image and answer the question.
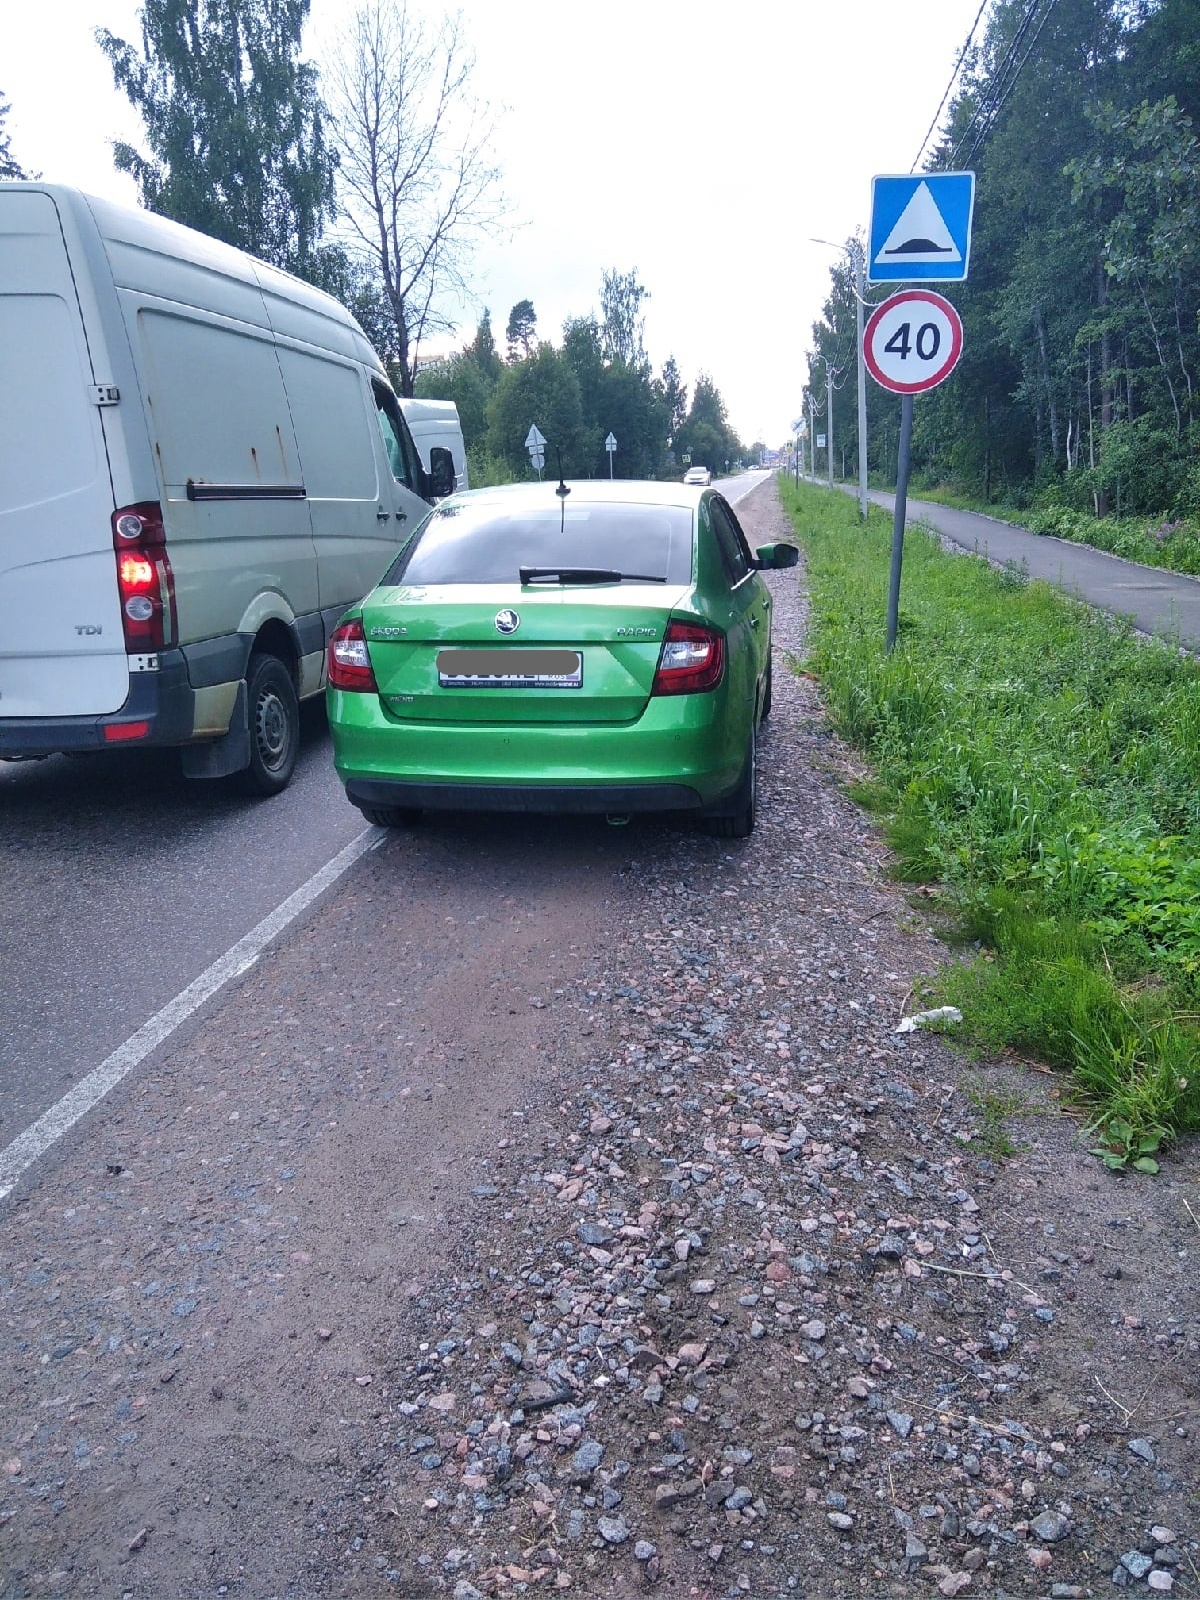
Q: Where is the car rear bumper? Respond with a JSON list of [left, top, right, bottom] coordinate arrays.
[[347, 776, 706, 814], [0, 653, 195, 756], [328, 687, 745, 814]]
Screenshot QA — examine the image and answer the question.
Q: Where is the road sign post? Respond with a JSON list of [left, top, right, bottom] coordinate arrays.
[[605, 431, 617, 480], [864, 289, 964, 395], [863, 287, 965, 653], [525, 423, 546, 480], [868, 172, 975, 284], [887, 395, 914, 653]]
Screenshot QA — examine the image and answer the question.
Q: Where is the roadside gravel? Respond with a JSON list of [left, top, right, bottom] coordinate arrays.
[[2, 480, 1196, 1599]]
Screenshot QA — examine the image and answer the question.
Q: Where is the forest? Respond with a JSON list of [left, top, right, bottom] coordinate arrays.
[[413, 284, 752, 486], [807, 0, 1200, 522]]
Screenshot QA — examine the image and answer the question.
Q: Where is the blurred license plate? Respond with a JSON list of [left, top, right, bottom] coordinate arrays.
[[437, 648, 583, 688]]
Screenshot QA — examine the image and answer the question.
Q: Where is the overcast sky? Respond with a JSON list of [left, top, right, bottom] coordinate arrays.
[[5, 0, 984, 446]]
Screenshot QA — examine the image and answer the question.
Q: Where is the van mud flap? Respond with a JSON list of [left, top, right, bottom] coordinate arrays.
[[180, 682, 250, 779]]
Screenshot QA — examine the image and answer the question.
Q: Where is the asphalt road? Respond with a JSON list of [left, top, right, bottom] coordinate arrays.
[[0, 469, 769, 1160], [836, 479, 1200, 651]]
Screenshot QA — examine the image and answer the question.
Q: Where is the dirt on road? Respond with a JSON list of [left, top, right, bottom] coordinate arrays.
[[2, 481, 1197, 1600]]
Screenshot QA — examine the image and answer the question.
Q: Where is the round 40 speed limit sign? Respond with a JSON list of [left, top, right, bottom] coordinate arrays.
[[864, 288, 964, 394]]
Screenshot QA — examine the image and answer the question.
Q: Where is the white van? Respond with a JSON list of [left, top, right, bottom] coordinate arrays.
[[0, 183, 453, 794], [399, 398, 468, 495]]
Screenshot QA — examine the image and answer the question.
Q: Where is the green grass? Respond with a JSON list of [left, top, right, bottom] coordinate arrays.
[[779, 478, 1200, 1157]]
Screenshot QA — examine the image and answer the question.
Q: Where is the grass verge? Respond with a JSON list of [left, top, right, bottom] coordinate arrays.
[[779, 477, 1200, 1161]]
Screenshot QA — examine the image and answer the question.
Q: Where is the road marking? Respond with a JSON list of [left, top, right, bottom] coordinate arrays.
[[0, 828, 378, 1202]]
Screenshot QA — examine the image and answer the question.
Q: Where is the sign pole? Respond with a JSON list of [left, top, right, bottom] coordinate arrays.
[[525, 423, 547, 481], [867, 170, 974, 651], [886, 393, 913, 655]]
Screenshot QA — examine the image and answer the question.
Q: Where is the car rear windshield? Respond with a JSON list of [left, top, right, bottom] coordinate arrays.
[[382, 501, 695, 586]]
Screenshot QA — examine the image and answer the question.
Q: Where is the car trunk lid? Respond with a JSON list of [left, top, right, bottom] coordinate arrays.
[[360, 581, 689, 724]]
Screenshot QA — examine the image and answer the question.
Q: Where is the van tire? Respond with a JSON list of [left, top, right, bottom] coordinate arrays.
[[238, 653, 299, 796]]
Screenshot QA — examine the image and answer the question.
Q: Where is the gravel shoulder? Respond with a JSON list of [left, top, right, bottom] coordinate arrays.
[[2, 480, 1197, 1600]]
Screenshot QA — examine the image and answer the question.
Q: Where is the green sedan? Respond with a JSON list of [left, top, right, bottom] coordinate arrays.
[[326, 480, 798, 837]]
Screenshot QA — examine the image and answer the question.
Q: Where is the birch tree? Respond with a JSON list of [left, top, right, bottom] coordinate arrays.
[[325, 0, 508, 395]]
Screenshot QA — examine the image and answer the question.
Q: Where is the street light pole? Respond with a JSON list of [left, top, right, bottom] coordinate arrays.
[[854, 241, 869, 520], [811, 236, 870, 518]]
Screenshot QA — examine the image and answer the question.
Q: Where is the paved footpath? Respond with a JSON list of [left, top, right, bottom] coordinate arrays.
[[834, 482, 1200, 652]]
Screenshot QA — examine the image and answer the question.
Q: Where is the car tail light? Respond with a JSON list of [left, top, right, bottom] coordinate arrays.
[[328, 620, 378, 692], [652, 619, 725, 695], [111, 502, 177, 652]]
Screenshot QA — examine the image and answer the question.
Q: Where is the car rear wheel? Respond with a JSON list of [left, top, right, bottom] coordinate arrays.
[[358, 805, 423, 828], [700, 728, 756, 839], [238, 652, 299, 796]]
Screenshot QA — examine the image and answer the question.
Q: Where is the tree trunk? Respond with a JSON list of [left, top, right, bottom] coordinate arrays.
[[1034, 304, 1059, 464], [983, 393, 992, 503]]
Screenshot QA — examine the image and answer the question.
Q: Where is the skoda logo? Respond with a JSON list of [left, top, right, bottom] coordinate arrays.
[[494, 609, 520, 635]]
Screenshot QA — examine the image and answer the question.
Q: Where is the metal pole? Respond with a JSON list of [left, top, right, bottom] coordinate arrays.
[[608, 448, 613, 480], [826, 361, 834, 490], [886, 393, 914, 654], [808, 393, 815, 480], [855, 244, 869, 520]]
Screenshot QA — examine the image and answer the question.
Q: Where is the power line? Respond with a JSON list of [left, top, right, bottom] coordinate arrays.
[[944, 0, 1045, 168], [959, 0, 1061, 167], [947, 0, 1049, 168], [911, 0, 992, 173]]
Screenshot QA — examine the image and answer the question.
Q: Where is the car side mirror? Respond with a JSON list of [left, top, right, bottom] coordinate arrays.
[[755, 542, 799, 570], [427, 446, 457, 500]]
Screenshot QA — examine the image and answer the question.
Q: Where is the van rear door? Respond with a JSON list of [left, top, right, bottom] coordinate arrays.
[[0, 188, 126, 718]]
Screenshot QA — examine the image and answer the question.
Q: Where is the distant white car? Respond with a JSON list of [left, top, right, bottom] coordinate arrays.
[[682, 465, 712, 486]]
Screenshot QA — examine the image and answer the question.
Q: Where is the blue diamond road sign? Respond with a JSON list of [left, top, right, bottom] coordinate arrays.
[[868, 172, 975, 284]]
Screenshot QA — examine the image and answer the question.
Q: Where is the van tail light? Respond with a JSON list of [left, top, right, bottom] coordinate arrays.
[[328, 619, 378, 692], [652, 619, 725, 695], [112, 502, 177, 652]]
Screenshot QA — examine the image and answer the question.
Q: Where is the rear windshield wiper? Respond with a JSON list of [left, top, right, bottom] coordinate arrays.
[[518, 566, 667, 584]]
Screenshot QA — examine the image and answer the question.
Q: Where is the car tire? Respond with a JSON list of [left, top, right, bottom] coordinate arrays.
[[760, 657, 773, 721], [700, 728, 756, 839], [358, 805, 423, 828], [237, 652, 299, 797]]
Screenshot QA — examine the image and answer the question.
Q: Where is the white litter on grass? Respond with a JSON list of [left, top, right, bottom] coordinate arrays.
[[896, 1006, 963, 1034]]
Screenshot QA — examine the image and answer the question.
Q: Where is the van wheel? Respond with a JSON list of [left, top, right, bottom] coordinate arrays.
[[239, 653, 299, 796]]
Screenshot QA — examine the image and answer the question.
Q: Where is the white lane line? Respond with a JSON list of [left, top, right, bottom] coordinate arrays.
[[0, 827, 379, 1202]]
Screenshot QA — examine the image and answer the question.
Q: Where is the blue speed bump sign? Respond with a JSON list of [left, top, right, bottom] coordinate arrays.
[[868, 172, 975, 283]]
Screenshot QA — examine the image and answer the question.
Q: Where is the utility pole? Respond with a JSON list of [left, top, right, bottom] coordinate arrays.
[[808, 391, 816, 480], [826, 358, 834, 490], [810, 236, 871, 517]]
